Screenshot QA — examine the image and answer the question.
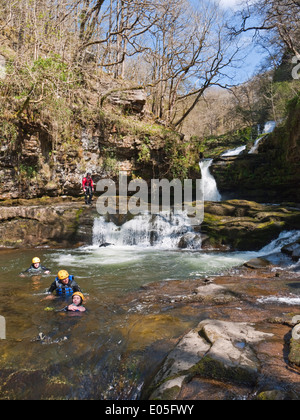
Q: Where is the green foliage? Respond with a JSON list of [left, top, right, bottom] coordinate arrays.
[[164, 136, 199, 180], [200, 126, 258, 158], [18, 163, 37, 179], [137, 143, 151, 163], [0, 121, 18, 145]]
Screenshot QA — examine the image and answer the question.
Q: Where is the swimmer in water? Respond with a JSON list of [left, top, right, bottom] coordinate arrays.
[[45, 270, 81, 300], [20, 257, 50, 277], [65, 292, 86, 312]]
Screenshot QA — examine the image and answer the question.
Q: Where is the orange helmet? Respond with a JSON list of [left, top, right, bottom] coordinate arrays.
[[57, 270, 69, 280], [72, 292, 85, 303], [32, 257, 40, 264]]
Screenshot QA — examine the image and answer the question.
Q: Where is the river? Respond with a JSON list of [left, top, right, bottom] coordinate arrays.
[[0, 221, 299, 399]]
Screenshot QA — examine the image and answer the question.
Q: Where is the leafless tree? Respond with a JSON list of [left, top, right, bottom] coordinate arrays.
[[229, 0, 300, 57]]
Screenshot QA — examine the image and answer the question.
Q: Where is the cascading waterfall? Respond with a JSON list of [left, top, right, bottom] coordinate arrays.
[[221, 145, 246, 157], [92, 212, 202, 249], [249, 121, 276, 154], [199, 159, 222, 202]]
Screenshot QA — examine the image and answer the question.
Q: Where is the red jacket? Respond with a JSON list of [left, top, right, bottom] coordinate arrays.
[[82, 177, 94, 190]]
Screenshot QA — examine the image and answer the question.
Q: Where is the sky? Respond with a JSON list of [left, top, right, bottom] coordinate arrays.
[[217, 0, 267, 84], [219, 0, 241, 9]]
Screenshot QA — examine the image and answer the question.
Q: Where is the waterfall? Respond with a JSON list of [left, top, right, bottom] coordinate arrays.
[[92, 212, 202, 249], [221, 145, 246, 157], [249, 121, 276, 154], [199, 159, 221, 202]]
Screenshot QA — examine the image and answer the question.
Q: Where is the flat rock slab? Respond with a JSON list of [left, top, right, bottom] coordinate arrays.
[[149, 319, 273, 400]]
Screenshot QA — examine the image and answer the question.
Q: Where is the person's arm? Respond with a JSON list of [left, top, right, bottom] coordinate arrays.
[[41, 266, 50, 274], [48, 282, 56, 294]]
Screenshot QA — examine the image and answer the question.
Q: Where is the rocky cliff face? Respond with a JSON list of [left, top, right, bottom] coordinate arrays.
[[0, 90, 199, 200], [211, 95, 300, 203], [0, 198, 95, 248]]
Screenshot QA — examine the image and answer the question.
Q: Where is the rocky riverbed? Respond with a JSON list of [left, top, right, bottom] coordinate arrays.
[[118, 259, 300, 400]]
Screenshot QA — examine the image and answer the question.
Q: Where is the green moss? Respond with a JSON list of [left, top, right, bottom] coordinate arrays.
[[152, 386, 181, 401], [288, 339, 300, 366], [190, 355, 257, 386]]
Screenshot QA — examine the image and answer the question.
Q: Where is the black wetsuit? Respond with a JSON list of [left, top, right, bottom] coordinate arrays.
[[20, 264, 50, 275]]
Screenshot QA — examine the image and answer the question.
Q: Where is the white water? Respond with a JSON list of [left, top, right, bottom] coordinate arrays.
[[249, 121, 276, 154], [221, 145, 246, 157], [219, 121, 276, 156], [92, 212, 199, 249], [48, 210, 300, 296], [199, 159, 221, 202], [259, 230, 300, 256]]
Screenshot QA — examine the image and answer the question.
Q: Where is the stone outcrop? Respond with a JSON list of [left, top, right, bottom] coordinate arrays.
[[210, 97, 300, 203], [0, 199, 95, 248], [149, 320, 273, 400], [289, 317, 300, 367], [107, 89, 147, 114], [201, 200, 300, 251]]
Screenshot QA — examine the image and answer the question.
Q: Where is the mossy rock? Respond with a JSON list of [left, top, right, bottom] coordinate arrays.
[[289, 339, 300, 366], [190, 355, 258, 386]]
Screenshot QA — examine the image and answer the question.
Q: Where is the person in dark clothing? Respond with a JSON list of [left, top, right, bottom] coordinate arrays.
[[20, 257, 50, 277], [82, 172, 94, 205], [46, 270, 82, 300]]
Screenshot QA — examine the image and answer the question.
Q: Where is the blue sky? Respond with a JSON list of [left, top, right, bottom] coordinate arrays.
[[217, 0, 268, 84]]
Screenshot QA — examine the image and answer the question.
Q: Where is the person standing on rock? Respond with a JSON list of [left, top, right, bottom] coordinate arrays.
[[82, 172, 94, 205]]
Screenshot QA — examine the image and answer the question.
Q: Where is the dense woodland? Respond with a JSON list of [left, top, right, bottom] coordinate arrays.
[[0, 0, 300, 188]]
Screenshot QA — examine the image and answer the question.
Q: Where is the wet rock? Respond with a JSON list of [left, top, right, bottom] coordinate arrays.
[[149, 320, 273, 400], [194, 283, 238, 304], [282, 241, 300, 261], [177, 233, 202, 249], [243, 257, 271, 269]]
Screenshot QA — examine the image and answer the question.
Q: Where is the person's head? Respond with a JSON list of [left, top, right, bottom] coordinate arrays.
[[87, 172, 91, 178], [32, 257, 40, 268], [57, 270, 69, 284], [72, 292, 84, 306]]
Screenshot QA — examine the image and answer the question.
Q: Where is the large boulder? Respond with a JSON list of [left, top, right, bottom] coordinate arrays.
[[149, 319, 273, 400]]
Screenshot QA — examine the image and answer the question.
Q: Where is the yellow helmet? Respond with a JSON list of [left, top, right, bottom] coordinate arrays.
[[72, 292, 85, 302], [32, 257, 40, 264], [57, 270, 69, 280]]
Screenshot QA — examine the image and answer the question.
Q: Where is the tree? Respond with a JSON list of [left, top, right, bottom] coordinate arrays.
[[230, 0, 300, 57]]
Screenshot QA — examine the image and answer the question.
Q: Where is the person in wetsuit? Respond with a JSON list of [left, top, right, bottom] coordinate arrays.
[[82, 172, 94, 205], [46, 270, 82, 299], [64, 292, 86, 312], [20, 257, 50, 277]]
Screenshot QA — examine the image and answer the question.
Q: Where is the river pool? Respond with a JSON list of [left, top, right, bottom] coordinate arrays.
[[0, 230, 299, 399]]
